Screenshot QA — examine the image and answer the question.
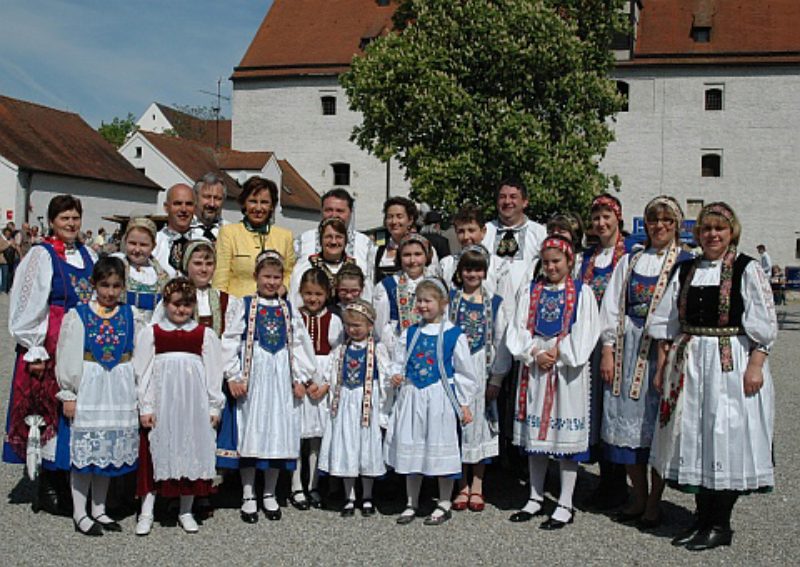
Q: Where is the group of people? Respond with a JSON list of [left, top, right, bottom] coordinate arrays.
[[2, 174, 777, 552]]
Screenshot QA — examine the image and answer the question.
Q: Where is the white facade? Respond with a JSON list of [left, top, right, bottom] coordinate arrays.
[[233, 76, 410, 231], [0, 156, 22, 225], [603, 65, 800, 269], [135, 103, 175, 134]]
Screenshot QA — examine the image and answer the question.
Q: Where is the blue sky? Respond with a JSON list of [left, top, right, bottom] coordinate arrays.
[[0, 0, 273, 127]]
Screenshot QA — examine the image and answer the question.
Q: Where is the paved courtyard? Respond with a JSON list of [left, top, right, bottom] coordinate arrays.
[[0, 293, 797, 566]]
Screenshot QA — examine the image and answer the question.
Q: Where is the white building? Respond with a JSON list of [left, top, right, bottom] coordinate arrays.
[[231, 0, 408, 231], [0, 94, 161, 234], [136, 102, 232, 149]]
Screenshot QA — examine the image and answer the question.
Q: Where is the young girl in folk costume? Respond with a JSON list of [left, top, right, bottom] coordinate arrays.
[[113, 217, 169, 334], [335, 263, 367, 312], [318, 299, 392, 517], [507, 236, 599, 529], [290, 268, 343, 511], [56, 257, 138, 536], [4, 195, 96, 516], [385, 278, 478, 526], [648, 203, 776, 551], [134, 278, 224, 535], [599, 196, 693, 529], [580, 193, 631, 509], [373, 234, 431, 351], [228, 251, 318, 524], [448, 245, 511, 513], [440, 205, 497, 294]]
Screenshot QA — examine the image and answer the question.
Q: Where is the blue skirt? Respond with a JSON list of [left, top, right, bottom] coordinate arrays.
[[42, 414, 72, 472], [604, 444, 650, 465], [239, 458, 296, 471], [73, 462, 138, 477], [523, 447, 591, 463], [216, 387, 239, 469]]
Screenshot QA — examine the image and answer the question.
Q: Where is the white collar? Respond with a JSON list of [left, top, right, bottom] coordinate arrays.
[[158, 319, 198, 331]]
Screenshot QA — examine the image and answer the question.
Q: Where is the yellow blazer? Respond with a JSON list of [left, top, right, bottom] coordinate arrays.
[[213, 222, 295, 297]]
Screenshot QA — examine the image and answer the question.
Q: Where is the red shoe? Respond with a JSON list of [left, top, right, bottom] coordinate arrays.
[[452, 488, 470, 511], [468, 493, 485, 512]]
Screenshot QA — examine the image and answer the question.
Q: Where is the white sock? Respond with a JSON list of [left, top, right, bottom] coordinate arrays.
[[553, 460, 578, 522], [343, 477, 356, 503], [292, 443, 305, 493], [139, 492, 156, 518], [431, 477, 454, 516], [263, 468, 280, 511], [89, 475, 110, 519], [70, 471, 91, 523], [405, 474, 422, 511], [179, 495, 194, 516], [307, 438, 321, 490], [522, 455, 548, 514], [240, 467, 257, 513], [361, 477, 374, 501]]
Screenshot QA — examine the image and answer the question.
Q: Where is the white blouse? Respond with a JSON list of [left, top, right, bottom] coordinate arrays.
[[9, 245, 97, 362], [373, 273, 425, 347]]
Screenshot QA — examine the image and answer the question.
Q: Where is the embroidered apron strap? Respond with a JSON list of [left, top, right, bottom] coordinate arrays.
[[241, 296, 259, 385], [611, 251, 641, 396], [361, 339, 376, 427]]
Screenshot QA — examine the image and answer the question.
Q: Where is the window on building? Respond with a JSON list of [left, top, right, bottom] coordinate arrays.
[[332, 163, 351, 185], [616, 81, 630, 112], [686, 199, 704, 219], [705, 87, 723, 111], [321, 96, 337, 116], [796, 238, 800, 259], [134, 146, 142, 158], [701, 153, 722, 177], [692, 26, 711, 43]]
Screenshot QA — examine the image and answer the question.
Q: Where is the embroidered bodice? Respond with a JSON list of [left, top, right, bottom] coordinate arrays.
[[77, 304, 134, 370]]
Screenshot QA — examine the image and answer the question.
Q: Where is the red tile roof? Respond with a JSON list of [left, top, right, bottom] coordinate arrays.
[[156, 103, 232, 148], [0, 95, 159, 189], [232, 0, 395, 80], [624, 0, 800, 66], [278, 159, 322, 212], [217, 149, 272, 171]]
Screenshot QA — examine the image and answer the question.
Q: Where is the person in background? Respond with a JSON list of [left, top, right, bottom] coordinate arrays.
[[153, 184, 196, 278], [757, 244, 772, 278], [770, 265, 786, 306], [189, 173, 228, 242], [420, 210, 451, 261]]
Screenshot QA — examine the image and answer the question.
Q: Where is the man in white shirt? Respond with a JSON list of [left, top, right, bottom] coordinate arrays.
[[188, 173, 228, 242], [757, 244, 772, 277], [294, 188, 375, 281], [153, 183, 195, 277]]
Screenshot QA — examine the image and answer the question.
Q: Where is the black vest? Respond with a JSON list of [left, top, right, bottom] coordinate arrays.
[[678, 254, 753, 328], [374, 245, 401, 284]]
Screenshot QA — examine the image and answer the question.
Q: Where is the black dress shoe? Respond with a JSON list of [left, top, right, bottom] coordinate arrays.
[[264, 507, 282, 521], [308, 489, 323, 509], [509, 498, 544, 523], [74, 516, 104, 537], [685, 527, 733, 551], [93, 514, 123, 532], [671, 524, 700, 546], [340, 501, 356, 517], [289, 490, 311, 511], [423, 505, 452, 526], [361, 499, 376, 517], [33, 472, 61, 515], [240, 497, 258, 524], [396, 507, 417, 525], [539, 506, 575, 531]]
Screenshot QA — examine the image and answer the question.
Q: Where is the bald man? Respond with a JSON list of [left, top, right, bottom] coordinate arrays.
[[153, 183, 196, 277]]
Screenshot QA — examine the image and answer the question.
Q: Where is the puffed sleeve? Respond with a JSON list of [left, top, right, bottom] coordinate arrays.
[[55, 309, 85, 402], [390, 327, 409, 377], [742, 260, 778, 348], [212, 225, 234, 293], [489, 297, 512, 384], [289, 304, 319, 384], [599, 254, 629, 347], [222, 295, 245, 382], [134, 325, 157, 415], [202, 328, 225, 417], [647, 270, 681, 341], [8, 246, 54, 362], [288, 257, 310, 308], [373, 279, 392, 345], [506, 278, 537, 367], [558, 285, 600, 368], [328, 313, 344, 349], [453, 333, 479, 406]]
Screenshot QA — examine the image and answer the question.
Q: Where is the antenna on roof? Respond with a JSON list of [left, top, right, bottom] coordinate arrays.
[[199, 78, 231, 150]]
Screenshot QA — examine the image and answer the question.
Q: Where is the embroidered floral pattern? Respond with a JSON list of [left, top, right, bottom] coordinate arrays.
[[659, 372, 684, 428], [83, 308, 129, 369], [454, 300, 486, 353], [70, 273, 93, 304], [397, 274, 419, 330], [343, 348, 367, 388], [629, 279, 657, 319], [256, 305, 287, 353], [539, 292, 564, 323]]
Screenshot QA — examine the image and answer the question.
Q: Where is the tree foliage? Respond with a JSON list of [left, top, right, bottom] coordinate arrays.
[[97, 113, 138, 148], [341, 0, 627, 220]]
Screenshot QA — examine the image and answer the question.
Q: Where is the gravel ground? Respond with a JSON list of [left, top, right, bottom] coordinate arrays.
[[0, 292, 797, 566]]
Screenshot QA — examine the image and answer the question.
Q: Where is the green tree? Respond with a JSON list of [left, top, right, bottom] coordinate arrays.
[[97, 113, 138, 148], [342, 0, 627, 220]]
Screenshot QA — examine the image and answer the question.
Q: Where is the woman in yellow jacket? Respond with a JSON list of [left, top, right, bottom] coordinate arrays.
[[213, 176, 295, 297]]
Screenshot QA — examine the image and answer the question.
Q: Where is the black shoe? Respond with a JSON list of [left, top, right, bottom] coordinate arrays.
[[308, 489, 323, 509], [361, 499, 376, 517], [423, 505, 452, 526], [685, 527, 733, 551], [93, 514, 122, 532], [340, 500, 356, 517], [612, 509, 644, 525], [289, 490, 310, 511], [33, 472, 61, 515], [263, 494, 282, 520], [396, 507, 417, 525], [539, 505, 575, 531], [240, 497, 258, 524], [509, 498, 545, 523], [671, 524, 700, 546], [74, 516, 104, 537]]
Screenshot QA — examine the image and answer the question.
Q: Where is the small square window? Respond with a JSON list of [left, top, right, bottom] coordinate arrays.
[[705, 87, 723, 111], [332, 163, 350, 186], [701, 153, 721, 177], [134, 146, 142, 158], [616, 81, 629, 112], [321, 96, 336, 116], [692, 26, 711, 43]]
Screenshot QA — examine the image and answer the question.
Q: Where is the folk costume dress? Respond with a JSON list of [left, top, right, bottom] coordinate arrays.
[[599, 245, 692, 464], [373, 239, 440, 284], [289, 253, 373, 305], [384, 321, 479, 476], [448, 288, 512, 463], [373, 273, 424, 353], [4, 240, 96, 468], [234, 296, 318, 469], [318, 338, 392, 478], [113, 252, 169, 334], [55, 303, 139, 476], [134, 320, 224, 496], [579, 237, 631, 451], [647, 253, 776, 492], [295, 227, 376, 284], [298, 307, 343, 439], [507, 278, 600, 458], [440, 253, 500, 296]]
